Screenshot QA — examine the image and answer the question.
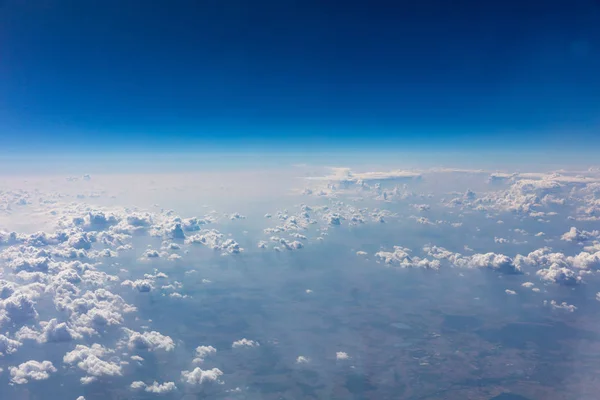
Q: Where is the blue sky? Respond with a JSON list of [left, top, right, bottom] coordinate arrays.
[[1, 0, 599, 154]]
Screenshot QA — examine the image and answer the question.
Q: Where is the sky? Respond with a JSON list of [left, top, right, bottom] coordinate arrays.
[[3, 3, 600, 399], [1, 0, 599, 155]]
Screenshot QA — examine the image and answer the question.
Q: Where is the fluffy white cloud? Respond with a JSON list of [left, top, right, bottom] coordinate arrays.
[[193, 345, 217, 364], [336, 351, 350, 360], [545, 300, 577, 312], [121, 279, 154, 292], [181, 367, 223, 385], [232, 338, 259, 348], [63, 344, 122, 380], [375, 246, 440, 269], [186, 229, 243, 254], [0, 334, 22, 356], [296, 356, 309, 364], [561, 227, 600, 242], [124, 329, 175, 352], [131, 381, 177, 393], [424, 246, 520, 274], [9, 360, 56, 384]]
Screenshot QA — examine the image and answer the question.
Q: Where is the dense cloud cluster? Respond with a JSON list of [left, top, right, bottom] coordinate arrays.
[[2, 166, 600, 397]]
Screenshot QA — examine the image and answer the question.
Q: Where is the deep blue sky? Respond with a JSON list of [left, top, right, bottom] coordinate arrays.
[[1, 0, 599, 154]]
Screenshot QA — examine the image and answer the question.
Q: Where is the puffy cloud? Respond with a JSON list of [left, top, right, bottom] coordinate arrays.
[[545, 300, 577, 312], [336, 352, 350, 360], [296, 356, 309, 364], [131, 381, 177, 394], [561, 227, 600, 242], [269, 236, 303, 250], [232, 338, 259, 348], [308, 168, 421, 184], [121, 279, 154, 292], [9, 360, 56, 384], [193, 345, 217, 364], [181, 367, 223, 385], [63, 344, 122, 381], [57, 289, 136, 336], [537, 265, 581, 285], [124, 329, 175, 352], [0, 292, 39, 322], [16, 319, 81, 343], [130, 381, 146, 389], [521, 282, 535, 288], [513, 247, 600, 285], [424, 246, 520, 274], [186, 229, 243, 254], [375, 246, 440, 270], [0, 334, 22, 356], [505, 289, 517, 295]]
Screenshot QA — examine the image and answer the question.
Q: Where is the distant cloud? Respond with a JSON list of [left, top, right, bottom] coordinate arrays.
[[232, 338, 259, 348], [131, 381, 177, 393]]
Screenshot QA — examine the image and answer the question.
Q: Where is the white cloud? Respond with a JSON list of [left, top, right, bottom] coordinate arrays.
[[9, 360, 56, 384], [131, 381, 177, 393], [124, 329, 175, 352], [505, 289, 517, 295], [193, 345, 217, 364], [545, 300, 577, 312], [296, 356, 309, 364], [375, 246, 440, 270], [63, 344, 122, 379], [424, 246, 520, 274], [336, 351, 350, 360], [0, 334, 22, 356], [186, 229, 243, 254], [181, 367, 223, 385], [561, 227, 600, 242], [232, 338, 259, 348], [121, 279, 154, 292]]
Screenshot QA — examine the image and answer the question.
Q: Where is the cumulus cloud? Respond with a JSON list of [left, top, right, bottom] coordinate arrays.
[[193, 345, 217, 364], [424, 246, 521, 274], [186, 229, 243, 254], [296, 356, 309, 364], [121, 279, 154, 292], [545, 300, 577, 312], [336, 351, 350, 360], [181, 367, 223, 385], [561, 227, 600, 242], [9, 360, 56, 384], [124, 329, 175, 352], [232, 338, 259, 348], [131, 381, 177, 393], [63, 344, 122, 381], [375, 246, 440, 269], [0, 334, 22, 356]]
